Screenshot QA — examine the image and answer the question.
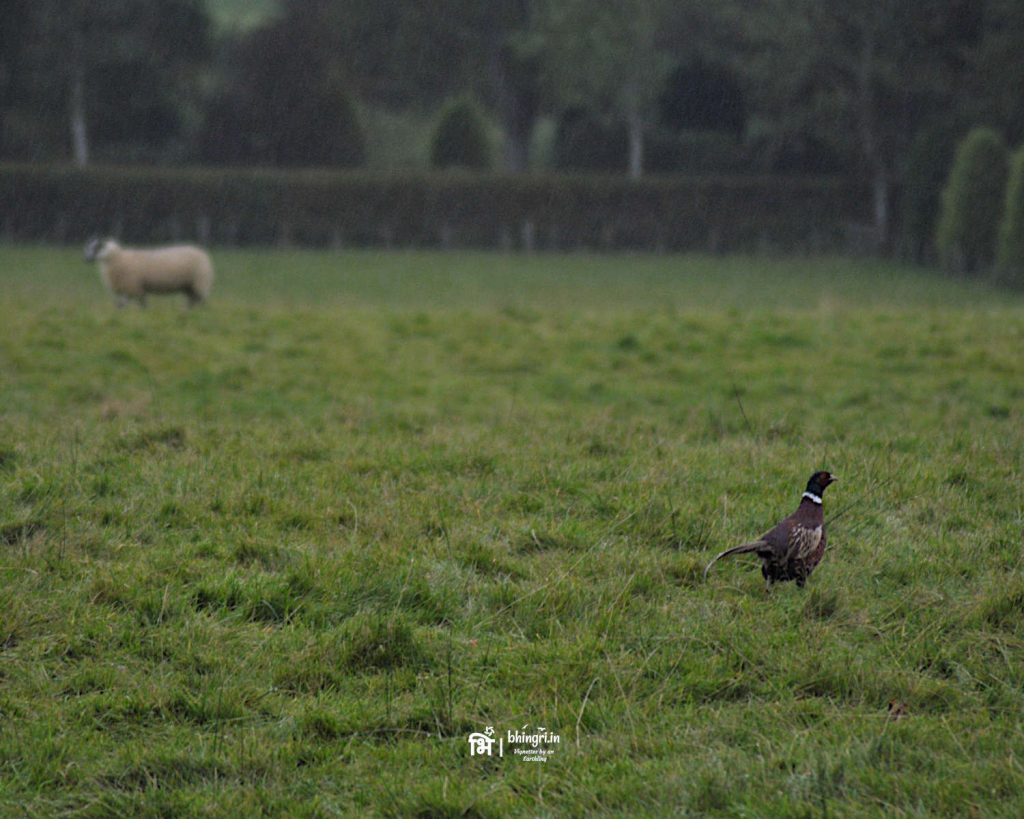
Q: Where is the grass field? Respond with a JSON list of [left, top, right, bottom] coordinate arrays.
[[1, 245, 1023, 816]]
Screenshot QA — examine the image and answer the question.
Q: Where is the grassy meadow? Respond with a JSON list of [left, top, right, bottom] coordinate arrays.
[[1, 245, 1023, 816]]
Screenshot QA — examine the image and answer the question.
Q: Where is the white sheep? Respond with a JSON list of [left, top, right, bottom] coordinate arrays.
[[84, 237, 214, 308]]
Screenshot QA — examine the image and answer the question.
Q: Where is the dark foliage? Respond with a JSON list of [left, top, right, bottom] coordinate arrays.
[[430, 97, 493, 170], [658, 61, 746, 137], [554, 108, 750, 175], [898, 124, 962, 263], [0, 162, 871, 253], [996, 147, 1024, 285], [553, 109, 626, 173], [200, 18, 366, 168], [936, 127, 1009, 274], [0, 0, 210, 163]]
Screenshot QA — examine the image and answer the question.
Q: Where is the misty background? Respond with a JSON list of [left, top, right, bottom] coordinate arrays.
[[1, 0, 1022, 256]]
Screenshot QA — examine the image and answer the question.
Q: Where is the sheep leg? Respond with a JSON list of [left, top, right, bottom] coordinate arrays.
[[186, 289, 203, 308], [115, 295, 129, 309], [137, 294, 148, 308]]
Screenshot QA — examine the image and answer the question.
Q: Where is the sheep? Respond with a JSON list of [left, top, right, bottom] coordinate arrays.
[[84, 237, 214, 308]]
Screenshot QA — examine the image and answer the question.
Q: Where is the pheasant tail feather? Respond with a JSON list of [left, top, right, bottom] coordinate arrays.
[[703, 541, 766, 581]]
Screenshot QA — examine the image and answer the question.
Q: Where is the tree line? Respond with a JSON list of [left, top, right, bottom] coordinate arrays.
[[1, 0, 1022, 252]]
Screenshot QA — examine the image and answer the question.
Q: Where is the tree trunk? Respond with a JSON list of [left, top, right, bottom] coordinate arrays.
[[69, 66, 89, 167], [872, 165, 889, 249], [486, 24, 539, 174], [500, 68, 534, 173], [855, 20, 889, 250], [627, 112, 644, 180], [503, 119, 532, 174]]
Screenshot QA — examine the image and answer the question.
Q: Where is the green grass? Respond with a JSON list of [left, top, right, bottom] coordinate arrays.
[[1, 245, 1023, 815]]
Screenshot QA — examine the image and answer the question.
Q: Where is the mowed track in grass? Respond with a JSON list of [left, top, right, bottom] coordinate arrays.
[[1, 245, 1022, 815]]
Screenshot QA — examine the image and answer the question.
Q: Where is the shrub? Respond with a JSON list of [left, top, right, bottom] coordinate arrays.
[[430, 97, 492, 170], [995, 146, 1024, 286], [935, 127, 1009, 274], [898, 124, 960, 263]]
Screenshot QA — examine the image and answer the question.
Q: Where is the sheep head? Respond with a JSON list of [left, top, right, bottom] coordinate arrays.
[[84, 237, 118, 262]]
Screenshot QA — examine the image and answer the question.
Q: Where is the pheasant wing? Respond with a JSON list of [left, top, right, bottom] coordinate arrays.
[[786, 523, 823, 562]]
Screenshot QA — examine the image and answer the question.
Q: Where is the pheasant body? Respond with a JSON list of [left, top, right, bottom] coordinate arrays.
[[703, 472, 836, 588]]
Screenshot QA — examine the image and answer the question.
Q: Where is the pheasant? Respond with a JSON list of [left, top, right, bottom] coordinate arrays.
[[703, 471, 836, 588]]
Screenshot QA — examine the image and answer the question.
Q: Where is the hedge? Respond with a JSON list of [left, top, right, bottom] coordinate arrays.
[[0, 163, 872, 253], [935, 127, 1009, 274], [995, 146, 1024, 286]]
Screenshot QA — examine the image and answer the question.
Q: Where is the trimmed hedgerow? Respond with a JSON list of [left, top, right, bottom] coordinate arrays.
[[0, 162, 871, 252]]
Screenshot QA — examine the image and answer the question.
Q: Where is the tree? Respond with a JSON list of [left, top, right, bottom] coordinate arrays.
[[296, 0, 542, 173], [8, 0, 210, 165], [0, 0, 33, 158], [552, 108, 626, 172], [536, 0, 736, 178], [967, 0, 1024, 145], [200, 8, 366, 167], [995, 146, 1024, 285], [537, 0, 674, 178], [737, 0, 985, 246], [658, 60, 746, 137], [935, 127, 1008, 275], [430, 97, 493, 170], [898, 123, 961, 263], [393, 1, 543, 172], [473, 2, 543, 173]]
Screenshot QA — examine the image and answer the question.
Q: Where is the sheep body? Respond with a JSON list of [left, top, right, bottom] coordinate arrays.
[[84, 238, 214, 307]]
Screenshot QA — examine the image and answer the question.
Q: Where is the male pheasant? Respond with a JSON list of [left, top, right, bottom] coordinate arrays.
[[703, 471, 836, 588]]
